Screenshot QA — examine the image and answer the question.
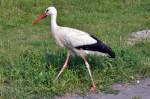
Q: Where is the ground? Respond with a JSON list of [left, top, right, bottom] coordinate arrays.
[[127, 30, 150, 45], [0, 0, 150, 98], [55, 78, 150, 99]]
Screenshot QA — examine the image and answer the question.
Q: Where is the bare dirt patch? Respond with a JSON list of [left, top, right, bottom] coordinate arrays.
[[55, 78, 150, 99], [127, 30, 150, 45]]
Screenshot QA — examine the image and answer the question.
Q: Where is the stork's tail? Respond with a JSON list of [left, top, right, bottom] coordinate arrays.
[[109, 50, 116, 58], [90, 41, 116, 58], [91, 35, 116, 58], [104, 45, 115, 58]]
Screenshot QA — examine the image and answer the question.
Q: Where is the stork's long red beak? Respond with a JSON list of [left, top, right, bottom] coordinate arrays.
[[32, 13, 47, 25]]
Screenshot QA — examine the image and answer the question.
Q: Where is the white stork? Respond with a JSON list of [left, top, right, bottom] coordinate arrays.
[[32, 6, 115, 92]]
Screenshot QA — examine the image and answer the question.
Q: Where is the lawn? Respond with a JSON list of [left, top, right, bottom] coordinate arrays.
[[0, 0, 150, 98]]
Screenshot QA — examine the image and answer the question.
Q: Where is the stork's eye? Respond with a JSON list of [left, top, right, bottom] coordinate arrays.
[[46, 9, 49, 12]]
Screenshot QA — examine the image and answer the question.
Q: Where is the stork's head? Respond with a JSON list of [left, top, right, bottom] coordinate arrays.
[[32, 6, 57, 25], [45, 6, 57, 16]]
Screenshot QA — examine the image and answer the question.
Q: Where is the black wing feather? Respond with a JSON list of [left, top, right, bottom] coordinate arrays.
[[75, 35, 115, 58]]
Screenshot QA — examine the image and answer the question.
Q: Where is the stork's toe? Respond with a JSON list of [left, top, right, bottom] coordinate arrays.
[[90, 83, 97, 92]]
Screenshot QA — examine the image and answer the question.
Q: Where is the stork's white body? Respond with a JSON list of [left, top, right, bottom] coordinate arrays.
[[52, 26, 98, 53]]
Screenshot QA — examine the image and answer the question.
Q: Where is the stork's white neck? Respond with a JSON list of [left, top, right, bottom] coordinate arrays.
[[51, 13, 58, 30]]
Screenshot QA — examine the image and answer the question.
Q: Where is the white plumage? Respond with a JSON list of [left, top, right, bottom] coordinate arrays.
[[32, 6, 115, 92], [54, 26, 97, 50]]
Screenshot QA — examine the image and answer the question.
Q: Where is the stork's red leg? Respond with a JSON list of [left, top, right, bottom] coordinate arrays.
[[85, 60, 97, 92], [54, 51, 70, 81], [79, 51, 97, 92]]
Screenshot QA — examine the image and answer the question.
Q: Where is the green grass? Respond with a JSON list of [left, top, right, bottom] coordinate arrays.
[[0, 0, 150, 98]]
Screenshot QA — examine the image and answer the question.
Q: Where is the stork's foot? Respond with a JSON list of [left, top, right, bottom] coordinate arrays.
[[90, 83, 97, 92]]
